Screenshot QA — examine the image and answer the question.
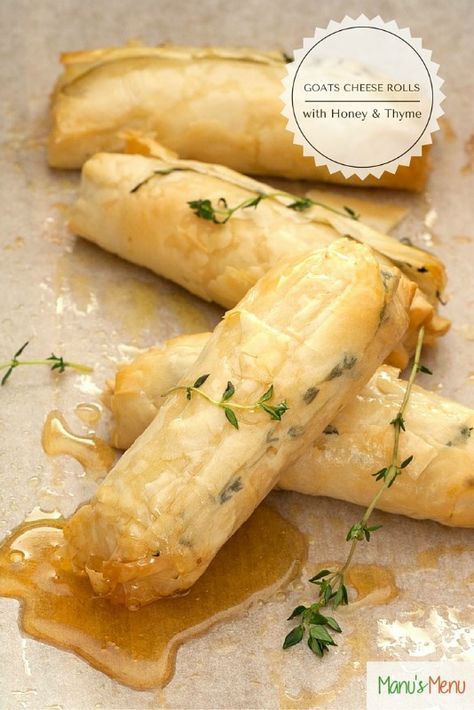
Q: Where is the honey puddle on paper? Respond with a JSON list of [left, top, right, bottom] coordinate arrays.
[[42, 409, 116, 480], [74, 402, 103, 426], [0, 505, 306, 689], [416, 544, 473, 569], [346, 564, 399, 606]]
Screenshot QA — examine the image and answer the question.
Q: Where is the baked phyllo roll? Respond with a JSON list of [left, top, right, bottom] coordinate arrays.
[[279, 366, 474, 529], [48, 44, 430, 190], [105, 335, 474, 529], [64, 239, 413, 607], [70, 150, 449, 366]]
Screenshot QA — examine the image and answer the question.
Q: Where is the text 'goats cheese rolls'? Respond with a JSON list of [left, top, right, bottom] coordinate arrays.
[[48, 44, 430, 190], [106, 335, 474, 528], [70, 151, 449, 367], [65, 240, 413, 606]]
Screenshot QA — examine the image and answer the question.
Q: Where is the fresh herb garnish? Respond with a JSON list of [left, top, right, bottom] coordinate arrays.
[[343, 205, 360, 220], [128, 162, 360, 222], [188, 192, 360, 224], [1, 341, 92, 386], [163, 376, 288, 429], [188, 195, 265, 224], [283, 327, 428, 657], [286, 197, 315, 212]]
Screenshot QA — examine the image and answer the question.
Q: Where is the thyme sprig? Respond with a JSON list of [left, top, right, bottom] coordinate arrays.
[[0, 341, 93, 386], [128, 163, 360, 222], [188, 193, 360, 225], [163, 374, 288, 429], [284, 327, 429, 657]]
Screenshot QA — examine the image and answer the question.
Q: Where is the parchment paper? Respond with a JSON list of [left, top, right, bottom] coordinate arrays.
[[0, 1, 473, 708]]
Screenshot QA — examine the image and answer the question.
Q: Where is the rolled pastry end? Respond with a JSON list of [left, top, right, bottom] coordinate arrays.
[[105, 332, 211, 449]]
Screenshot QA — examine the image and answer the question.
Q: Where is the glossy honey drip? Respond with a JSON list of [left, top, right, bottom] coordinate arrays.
[[42, 409, 116, 479], [346, 564, 399, 606], [316, 560, 399, 607], [74, 402, 103, 426], [0, 505, 306, 690]]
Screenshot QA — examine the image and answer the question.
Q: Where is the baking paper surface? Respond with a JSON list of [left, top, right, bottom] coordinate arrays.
[[0, 1, 473, 708]]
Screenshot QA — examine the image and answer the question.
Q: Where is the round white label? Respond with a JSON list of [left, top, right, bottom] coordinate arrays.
[[281, 16, 444, 179]]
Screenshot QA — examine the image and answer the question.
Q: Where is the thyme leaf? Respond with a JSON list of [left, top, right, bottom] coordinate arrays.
[[283, 327, 427, 657], [260, 401, 289, 421], [418, 364, 433, 375], [193, 373, 210, 389], [283, 625, 304, 649], [343, 205, 360, 220], [224, 407, 239, 429], [286, 197, 314, 211], [222, 381, 235, 401]]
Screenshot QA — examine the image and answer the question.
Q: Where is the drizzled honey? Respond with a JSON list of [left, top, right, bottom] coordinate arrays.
[[0, 505, 306, 689], [74, 402, 103, 426], [346, 564, 399, 606], [42, 409, 116, 479]]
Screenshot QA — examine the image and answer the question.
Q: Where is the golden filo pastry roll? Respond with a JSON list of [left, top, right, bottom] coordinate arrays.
[[105, 334, 474, 528], [64, 239, 414, 607], [70, 149, 449, 367], [48, 44, 430, 190], [279, 367, 474, 529]]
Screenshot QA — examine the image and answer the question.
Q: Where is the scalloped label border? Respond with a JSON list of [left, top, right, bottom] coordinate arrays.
[[281, 15, 444, 179]]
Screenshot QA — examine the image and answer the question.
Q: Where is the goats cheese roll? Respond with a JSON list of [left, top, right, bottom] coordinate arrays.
[[48, 44, 430, 190], [280, 367, 474, 529], [105, 335, 474, 528], [64, 239, 413, 606], [70, 151, 449, 367]]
